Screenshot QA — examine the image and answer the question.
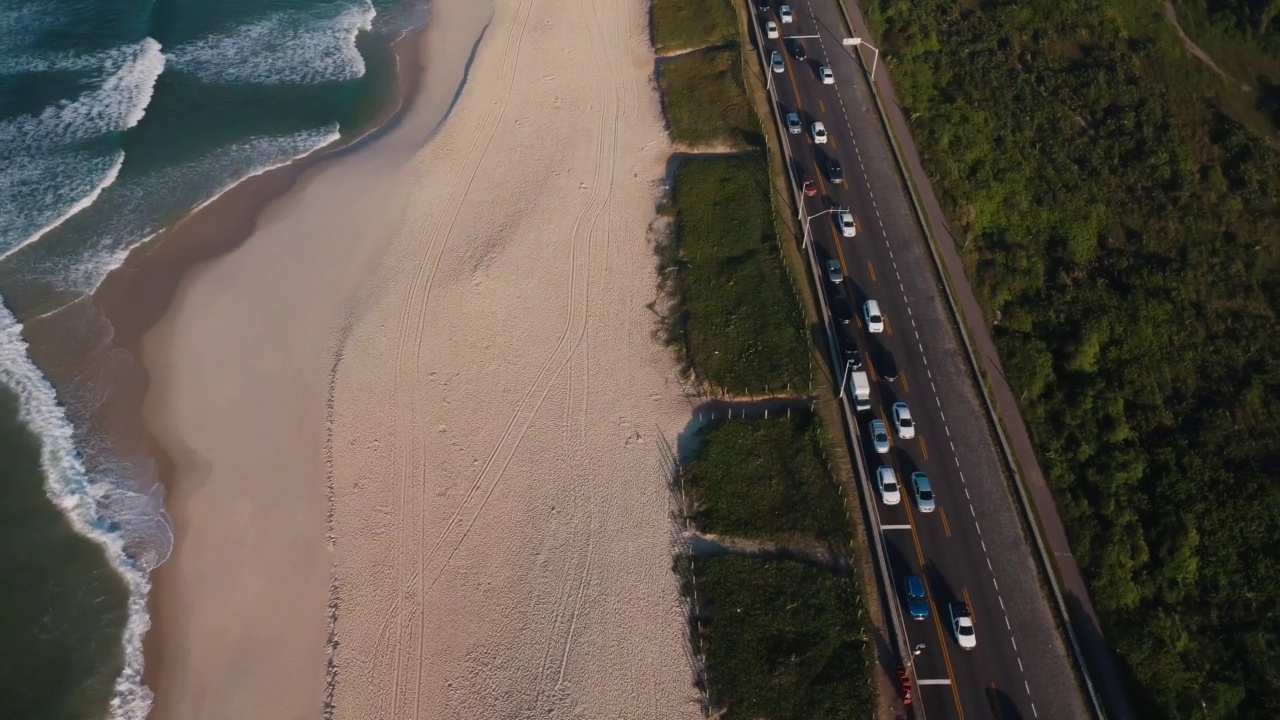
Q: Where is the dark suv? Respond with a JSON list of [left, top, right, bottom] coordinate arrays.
[[875, 346, 899, 382], [841, 335, 863, 369], [830, 295, 853, 325], [828, 159, 845, 184], [787, 39, 807, 61]]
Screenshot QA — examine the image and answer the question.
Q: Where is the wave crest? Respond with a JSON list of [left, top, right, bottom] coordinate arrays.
[[168, 1, 376, 85], [0, 303, 161, 720]]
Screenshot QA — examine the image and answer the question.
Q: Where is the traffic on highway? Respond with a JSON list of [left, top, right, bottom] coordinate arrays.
[[748, 1, 1093, 719]]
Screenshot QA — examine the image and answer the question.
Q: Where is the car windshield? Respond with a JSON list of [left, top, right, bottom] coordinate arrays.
[[884, 481, 898, 492], [958, 624, 974, 636], [919, 489, 933, 500], [901, 417, 913, 427], [871, 313, 882, 322]]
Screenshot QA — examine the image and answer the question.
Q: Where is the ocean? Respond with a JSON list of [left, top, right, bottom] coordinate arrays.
[[0, 0, 423, 716]]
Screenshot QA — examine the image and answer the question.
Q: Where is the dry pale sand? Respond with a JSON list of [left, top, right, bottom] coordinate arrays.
[[140, 0, 701, 715]]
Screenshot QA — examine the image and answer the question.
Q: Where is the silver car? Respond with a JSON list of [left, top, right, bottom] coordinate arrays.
[[869, 419, 890, 454], [770, 51, 785, 74], [785, 112, 802, 134], [911, 472, 935, 512], [826, 258, 843, 284]]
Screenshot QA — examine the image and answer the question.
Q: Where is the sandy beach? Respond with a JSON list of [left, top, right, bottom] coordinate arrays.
[[137, 0, 702, 716]]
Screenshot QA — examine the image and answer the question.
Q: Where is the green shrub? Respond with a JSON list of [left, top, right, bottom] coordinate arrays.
[[684, 413, 850, 544], [652, 0, 739, 54], [694, 555, 872, 719], [659, 46, 762, 149], [671, 155, 810, 392]]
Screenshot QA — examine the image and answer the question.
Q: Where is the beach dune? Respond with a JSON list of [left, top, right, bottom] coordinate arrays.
[[140, 0, 702, 715]]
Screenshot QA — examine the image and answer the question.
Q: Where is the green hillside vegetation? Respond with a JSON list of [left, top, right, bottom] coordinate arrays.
[[683, 413, 851, 544], [692, 555, 872, 719], [651, 0, 739, 54], [659, 46, 763, 149], [669, 155, 811, 392], [866, 0, 1280, 716]]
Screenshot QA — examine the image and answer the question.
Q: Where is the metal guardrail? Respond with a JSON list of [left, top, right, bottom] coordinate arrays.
[[740, 6, 923, 717], [825, 2, 1108, 718]]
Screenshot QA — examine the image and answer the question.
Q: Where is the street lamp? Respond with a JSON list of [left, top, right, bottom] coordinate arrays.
[[802, 207, 845, 248], [905, 643, 925, 670], [843, 36, 880, 81], [837, 358, 858, 398]]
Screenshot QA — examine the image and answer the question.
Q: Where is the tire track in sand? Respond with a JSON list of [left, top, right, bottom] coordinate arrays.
[[379, 0, 538, 715]]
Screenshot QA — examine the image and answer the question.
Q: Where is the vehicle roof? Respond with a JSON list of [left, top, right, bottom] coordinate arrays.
[[905, 575, 926, 594]]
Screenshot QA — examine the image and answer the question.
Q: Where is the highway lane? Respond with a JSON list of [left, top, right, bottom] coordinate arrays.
[[750, 2, 1092, 719]]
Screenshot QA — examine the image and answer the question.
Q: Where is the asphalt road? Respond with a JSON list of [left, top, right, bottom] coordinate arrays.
[[750, 3, 1092, 719]]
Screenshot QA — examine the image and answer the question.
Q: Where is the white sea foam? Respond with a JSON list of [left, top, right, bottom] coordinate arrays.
[[60, 124, 342, 291], [168, 0, 376, 85], [0, 38, 164, 256], [0, 38, 164, 148], [0, 301, 158, 720]]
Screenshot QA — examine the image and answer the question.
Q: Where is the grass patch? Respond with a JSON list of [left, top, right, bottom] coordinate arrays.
[[659, 46, 762, 149], [651, 0, 739, 54], [670, 155, 810, 393], [684, 412, 850, 544], [693, 555, 872, 719]]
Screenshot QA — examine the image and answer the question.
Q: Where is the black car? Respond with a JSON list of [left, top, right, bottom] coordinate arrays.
[[875, 346, 899, 382], [828, 159, 845, 184], [841, 336, 863, 369], [757, 0, 770, 10], [787, 39, 807, 61], [830, 295, 853, 325]]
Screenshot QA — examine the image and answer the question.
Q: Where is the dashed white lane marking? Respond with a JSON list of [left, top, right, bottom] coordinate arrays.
[[799, 10, 1040, 709]]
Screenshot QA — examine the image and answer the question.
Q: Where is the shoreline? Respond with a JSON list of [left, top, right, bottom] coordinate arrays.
[[81, 0, 708, 713], [51, 1, 493, 716]]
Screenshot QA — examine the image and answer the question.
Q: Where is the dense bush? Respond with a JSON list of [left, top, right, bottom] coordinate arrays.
[[659, 46, 763, 149], [671, 155, 811, 392], [651, 0, 739, 54], [683, 412, 851, 544], [694, 555, 872, 719], [866, 0, 1280, 716]]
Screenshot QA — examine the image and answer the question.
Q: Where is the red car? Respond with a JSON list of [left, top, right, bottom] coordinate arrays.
[[801, 177, 817, 197]]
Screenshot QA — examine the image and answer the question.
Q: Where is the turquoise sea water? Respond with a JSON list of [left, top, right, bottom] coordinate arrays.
[[0, 0, 422, 716]]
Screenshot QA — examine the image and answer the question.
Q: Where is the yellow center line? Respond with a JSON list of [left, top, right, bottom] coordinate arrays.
[[963, 587, 975, 626], [819, 99, 825, 112], [894, 456, 966, 719], [778, 53, 852, 276], [784, 56, 965, 718], [865, 357, 877, 381], [920, 436, 929, 460], [867, 260, 877, 282], [900, 371, 910, 394], [940, 506, 952, 538], [885, 316, 894, 335]]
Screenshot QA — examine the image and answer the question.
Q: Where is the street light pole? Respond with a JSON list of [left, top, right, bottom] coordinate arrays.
[[837, 359, 856, 398], [802, 207, 844, 248], [843, 36, 880, 82]]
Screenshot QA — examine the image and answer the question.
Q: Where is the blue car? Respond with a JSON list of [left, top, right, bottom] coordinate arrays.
[[905, 575, 929, 620]]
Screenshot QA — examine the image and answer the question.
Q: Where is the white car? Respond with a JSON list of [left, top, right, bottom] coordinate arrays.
[[779, 5, 793, 23], [819, 65, 835, 84], [811, 121, 828, 144], [951, 602, 977, 649], [876, 466, 902, 505], [869, 419, 890, 454], [863, 299, 884, 333], [785, 112, 802, 134], [837, 211, 856, 237], [911, 472, 936, 513], [891, 402, 915, 439], [770, 51, 785, 74], [765, 20, 779, 38]]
